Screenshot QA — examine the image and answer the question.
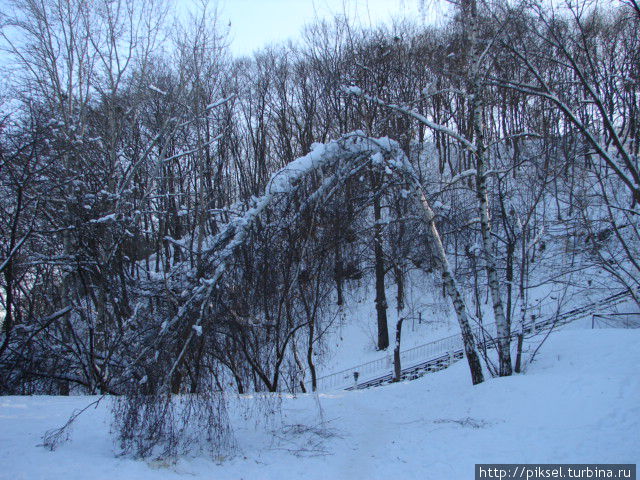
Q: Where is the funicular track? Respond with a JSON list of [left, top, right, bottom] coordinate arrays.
[[313, 290, 632, 392]]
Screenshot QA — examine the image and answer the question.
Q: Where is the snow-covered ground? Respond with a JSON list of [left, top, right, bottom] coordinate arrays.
[[1, 328, 638, 480]]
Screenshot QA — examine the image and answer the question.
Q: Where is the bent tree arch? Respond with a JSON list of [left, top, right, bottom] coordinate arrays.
[[154, 132, 484, 389]]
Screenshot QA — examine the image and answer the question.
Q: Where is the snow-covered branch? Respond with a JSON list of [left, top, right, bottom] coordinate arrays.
[[342, 86, 477, 152], [159, 132, 407, 391]]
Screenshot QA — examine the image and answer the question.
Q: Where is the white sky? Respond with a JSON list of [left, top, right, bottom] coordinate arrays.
[[0, 0, 426, 60], [202, 0, 424, 56]]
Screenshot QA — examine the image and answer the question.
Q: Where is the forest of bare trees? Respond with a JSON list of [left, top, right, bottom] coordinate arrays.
[[0, 0, 638, 457]]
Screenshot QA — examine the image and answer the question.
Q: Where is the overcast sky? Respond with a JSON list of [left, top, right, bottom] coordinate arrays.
[[0, 0, 429, 65], [204, 0, 425, 56]]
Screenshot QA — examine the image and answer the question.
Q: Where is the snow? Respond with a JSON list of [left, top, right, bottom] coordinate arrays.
[[342, 85, 362, 95], [148, 85, 167, 95], [89, 214, 116, 224], [1, 328, 638, 479], [205, 95, 234, 111], [371, 152, 384, 165], [449, 168, 477, 184]]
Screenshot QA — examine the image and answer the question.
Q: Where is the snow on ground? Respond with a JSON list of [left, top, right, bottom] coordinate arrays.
[[1, 328, 638, 480]]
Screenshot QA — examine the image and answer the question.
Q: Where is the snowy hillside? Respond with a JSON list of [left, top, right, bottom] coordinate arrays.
[[316, 274, 457, 376], [1, 329, 638, 480], [2, 1, 639, 478], [314, 275, 635, 389]]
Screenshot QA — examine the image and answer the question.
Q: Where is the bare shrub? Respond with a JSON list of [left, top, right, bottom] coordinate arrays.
[[112, 392, 236, 460]]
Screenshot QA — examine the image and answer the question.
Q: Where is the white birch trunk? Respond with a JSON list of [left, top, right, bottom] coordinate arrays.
[[414, 188, 485, 385], [467, 0, 512, 376]]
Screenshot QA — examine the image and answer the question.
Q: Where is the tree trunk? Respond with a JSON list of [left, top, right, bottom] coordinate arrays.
[[291, 335, 307, 393], [467, 0, 512, 376], [334, 241, 344, 306], [373, 190, 389, 350], [307, 316, 317, 391], [393, 317, 404, 382], [514, 333, 524, 374], [393, 264, 405, 382], [414, 187, 484, 385]]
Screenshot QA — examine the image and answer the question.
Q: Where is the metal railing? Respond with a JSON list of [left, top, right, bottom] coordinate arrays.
[[311, 289, 633, 392], [592, 312, 640, 329]]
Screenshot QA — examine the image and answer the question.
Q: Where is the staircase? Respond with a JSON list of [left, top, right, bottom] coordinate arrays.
[[312, 289, 633, 392]]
